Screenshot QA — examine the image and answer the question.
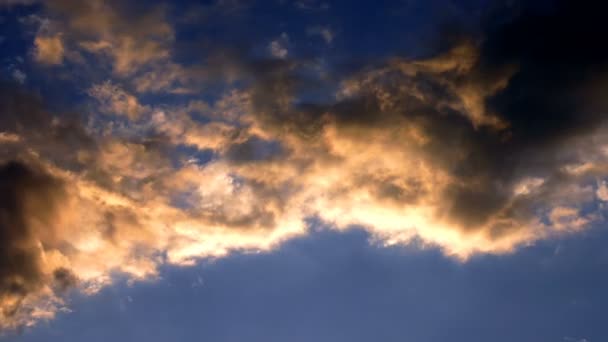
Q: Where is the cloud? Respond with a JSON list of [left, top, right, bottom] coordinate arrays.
[[10, 69, 26, 84], [87, 81, 147, 120], [33, 35, 64, 65], [0, 161, 70, 330], [3, 0, 608, 332], [307, 26, 334, 44], [132, 63, 191, 94], [269, 33, 289, 59], [29, 0, 173, 74], [0, 83, 301, 329], [233, 0, 608, 257], [596, 181, 608, 201]]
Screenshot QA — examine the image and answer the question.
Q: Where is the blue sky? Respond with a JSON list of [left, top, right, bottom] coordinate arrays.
[[9, 225, 606, 342], [1, 1, 607, 341]]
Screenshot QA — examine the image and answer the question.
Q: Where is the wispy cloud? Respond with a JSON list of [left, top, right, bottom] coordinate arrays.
[[307, 25, 334, 44], [269, 33, 289, 59]]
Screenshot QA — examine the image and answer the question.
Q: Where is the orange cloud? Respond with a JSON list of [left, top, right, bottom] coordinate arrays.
[[33, 35, 64, 65], [2, 35, 608, 331]]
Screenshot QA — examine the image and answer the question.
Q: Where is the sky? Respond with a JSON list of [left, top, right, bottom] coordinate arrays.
[[0, 0, 607, 341]]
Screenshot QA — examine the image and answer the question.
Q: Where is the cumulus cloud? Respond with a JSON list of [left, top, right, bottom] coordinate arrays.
[[0, 82, 302, 329], [3, 0, 608, 332]]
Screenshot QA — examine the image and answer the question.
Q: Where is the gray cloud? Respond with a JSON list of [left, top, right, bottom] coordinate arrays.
[[0, 160, 73, 329]]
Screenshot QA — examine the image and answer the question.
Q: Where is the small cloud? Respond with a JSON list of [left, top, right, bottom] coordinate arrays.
[[549, 207, 589, 231], [269, 33, 289, 59], [88, 81, 147, 120], [513, 177, 544, 195], [34, 35, 64, 65], [11, 68, 26, 84], [597, 180, 608, 201], [0, 132, 21, 143], [191, 275, 205, 288], [307, 26, 334, 44], [269, 40, 287, 58]]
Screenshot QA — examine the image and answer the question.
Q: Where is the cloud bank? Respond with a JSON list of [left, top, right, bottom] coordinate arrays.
[[1, 0, 608, 331]]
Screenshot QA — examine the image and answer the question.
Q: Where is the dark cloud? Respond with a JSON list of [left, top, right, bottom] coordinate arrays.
[[52, 268, 78, 293], [0, 82, 96, 169], [0, 83, 48, 134], [211, 0, 608, 242], [225, 136, 285, 163], [0, 83, 95, 329], [442, 0, 608, 228], [0, 161, 66, 324], [481, 0, 608, 146]]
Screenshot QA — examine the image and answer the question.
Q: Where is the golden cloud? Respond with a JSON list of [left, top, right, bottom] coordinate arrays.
[[2, 13, 608, 330]]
